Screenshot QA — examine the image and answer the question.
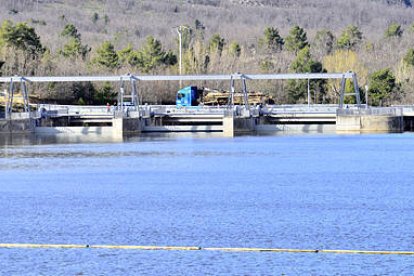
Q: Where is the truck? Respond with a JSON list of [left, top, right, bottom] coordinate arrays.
[[176, 86, 274, 107]]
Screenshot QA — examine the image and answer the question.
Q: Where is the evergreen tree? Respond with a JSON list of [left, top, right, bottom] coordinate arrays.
[[384, 23, 403, 38], [59, 24, 89, 60], [229, 42, 241, 58], [163, 50, 178, 66], [60, 37, 89, 59], [259, 27, 284, 53], [209, 34, 225, 56], [337, 25, 363, 50], [95, 82, 117, 104], [118, 43, 142, 68], [285, 25, 309, 54], [139, 36, 176, 73], [61, 24, 80, 39], [0, 20, 44, 56], [93, 41, 119, 69], [287, 47, 326, 103], [368, 68, 399, 106], [0, 20, 45, 74]]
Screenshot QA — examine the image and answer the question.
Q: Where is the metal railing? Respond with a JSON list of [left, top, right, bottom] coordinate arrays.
[[261, 104, 339, 115], [337, 107, 403, 116]]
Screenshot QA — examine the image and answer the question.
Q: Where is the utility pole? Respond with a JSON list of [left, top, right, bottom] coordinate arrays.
[[175, 25, 189, 88]]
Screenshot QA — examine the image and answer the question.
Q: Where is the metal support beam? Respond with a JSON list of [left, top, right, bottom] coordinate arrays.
[[0, 72, 357, 83], [6, 79, 14, 119], [130, 79, 136, 106], [20, 79, 30, 113], [352, 73, 361, 108], [118, 78, 125, 117], [307, 78, 311, 110], [229, 76, 235, 108], [241, 76, 249, 110], [339, 75, 346, 109], [130, 79, 141, 116]]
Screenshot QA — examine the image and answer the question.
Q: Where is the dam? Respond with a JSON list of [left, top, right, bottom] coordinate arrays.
[[0, 73, 411, 136]]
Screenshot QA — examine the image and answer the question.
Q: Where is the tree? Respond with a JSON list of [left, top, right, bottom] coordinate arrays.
[[323, 50, 368, 103], [403, 48, 414, 67], [313, 29, 335, 56], [92, 13, 99, 24], [285, 25, 309, 54], [183, 39, 209, 74], [384, 23, 403, 38], [60, 37, 89, 59], [0, 60, 4, 76], [139, 36, 176, 73], [259, 27, 284, 53], [61, 24, 80, 39], [0, 20, 45, 74], [229, 41, 241, 58], [287, 47, 326, 103], [93, 41, 119, 69], [209, 34, 225, 56], [368, 68, 399, 106], [163, 50, 178, 66], [337, 25, 362, 50], [194, 19, 205, 41], [118, 43, 142, 68], [95, 82, 117, 104], [290, 46, 322, 73], [72, 82, 96, 105], [180, 26, 193, 51], [59, 24, 89, 60]]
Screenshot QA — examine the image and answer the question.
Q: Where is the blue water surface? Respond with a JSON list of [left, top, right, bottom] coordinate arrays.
[[0, 133, 413, 275]]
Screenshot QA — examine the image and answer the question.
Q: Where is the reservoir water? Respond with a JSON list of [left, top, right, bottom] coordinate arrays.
[[0, 133, 413, 275]]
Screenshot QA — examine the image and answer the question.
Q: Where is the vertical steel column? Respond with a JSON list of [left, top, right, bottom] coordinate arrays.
[[229, 76, 235, 107], [6, 78, 15, 119], [307, 77, 310, 110], [352, 73, 361, 108], [118, 78, 125, 117], [339, 75, 346, 109], [20, 79, 30, 113], [130, 78, 141, 116], [241, 76, 249, 110], [130, 78, 137, 106]]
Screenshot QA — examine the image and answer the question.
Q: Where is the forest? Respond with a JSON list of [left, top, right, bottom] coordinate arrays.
[[1, 0, 414, 106]]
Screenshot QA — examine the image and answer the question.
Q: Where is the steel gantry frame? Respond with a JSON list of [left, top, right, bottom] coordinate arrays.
[[0, 72, 361, 119]]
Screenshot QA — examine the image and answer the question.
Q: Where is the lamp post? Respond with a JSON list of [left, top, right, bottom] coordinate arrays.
[[175, 25, 189, 88]]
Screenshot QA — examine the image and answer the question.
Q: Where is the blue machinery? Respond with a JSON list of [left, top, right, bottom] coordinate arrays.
[[0, 72, 361, 119], [176, 86, 199, 107]]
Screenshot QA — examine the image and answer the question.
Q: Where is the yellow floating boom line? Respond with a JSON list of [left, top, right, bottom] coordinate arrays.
[[0, 244, 413, 255]]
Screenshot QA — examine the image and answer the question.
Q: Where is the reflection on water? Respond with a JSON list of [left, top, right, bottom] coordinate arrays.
[[1, 133, 414, 274], [0, 132, 225, 147]]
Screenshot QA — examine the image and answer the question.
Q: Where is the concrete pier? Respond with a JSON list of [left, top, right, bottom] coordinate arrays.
[[112, 117, 143, 138], [336, 108, 404, 133]]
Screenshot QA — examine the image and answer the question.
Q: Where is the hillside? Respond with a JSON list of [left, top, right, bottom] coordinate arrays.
[[2, 0, 414, 49], [1, 0, 414, 105]]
